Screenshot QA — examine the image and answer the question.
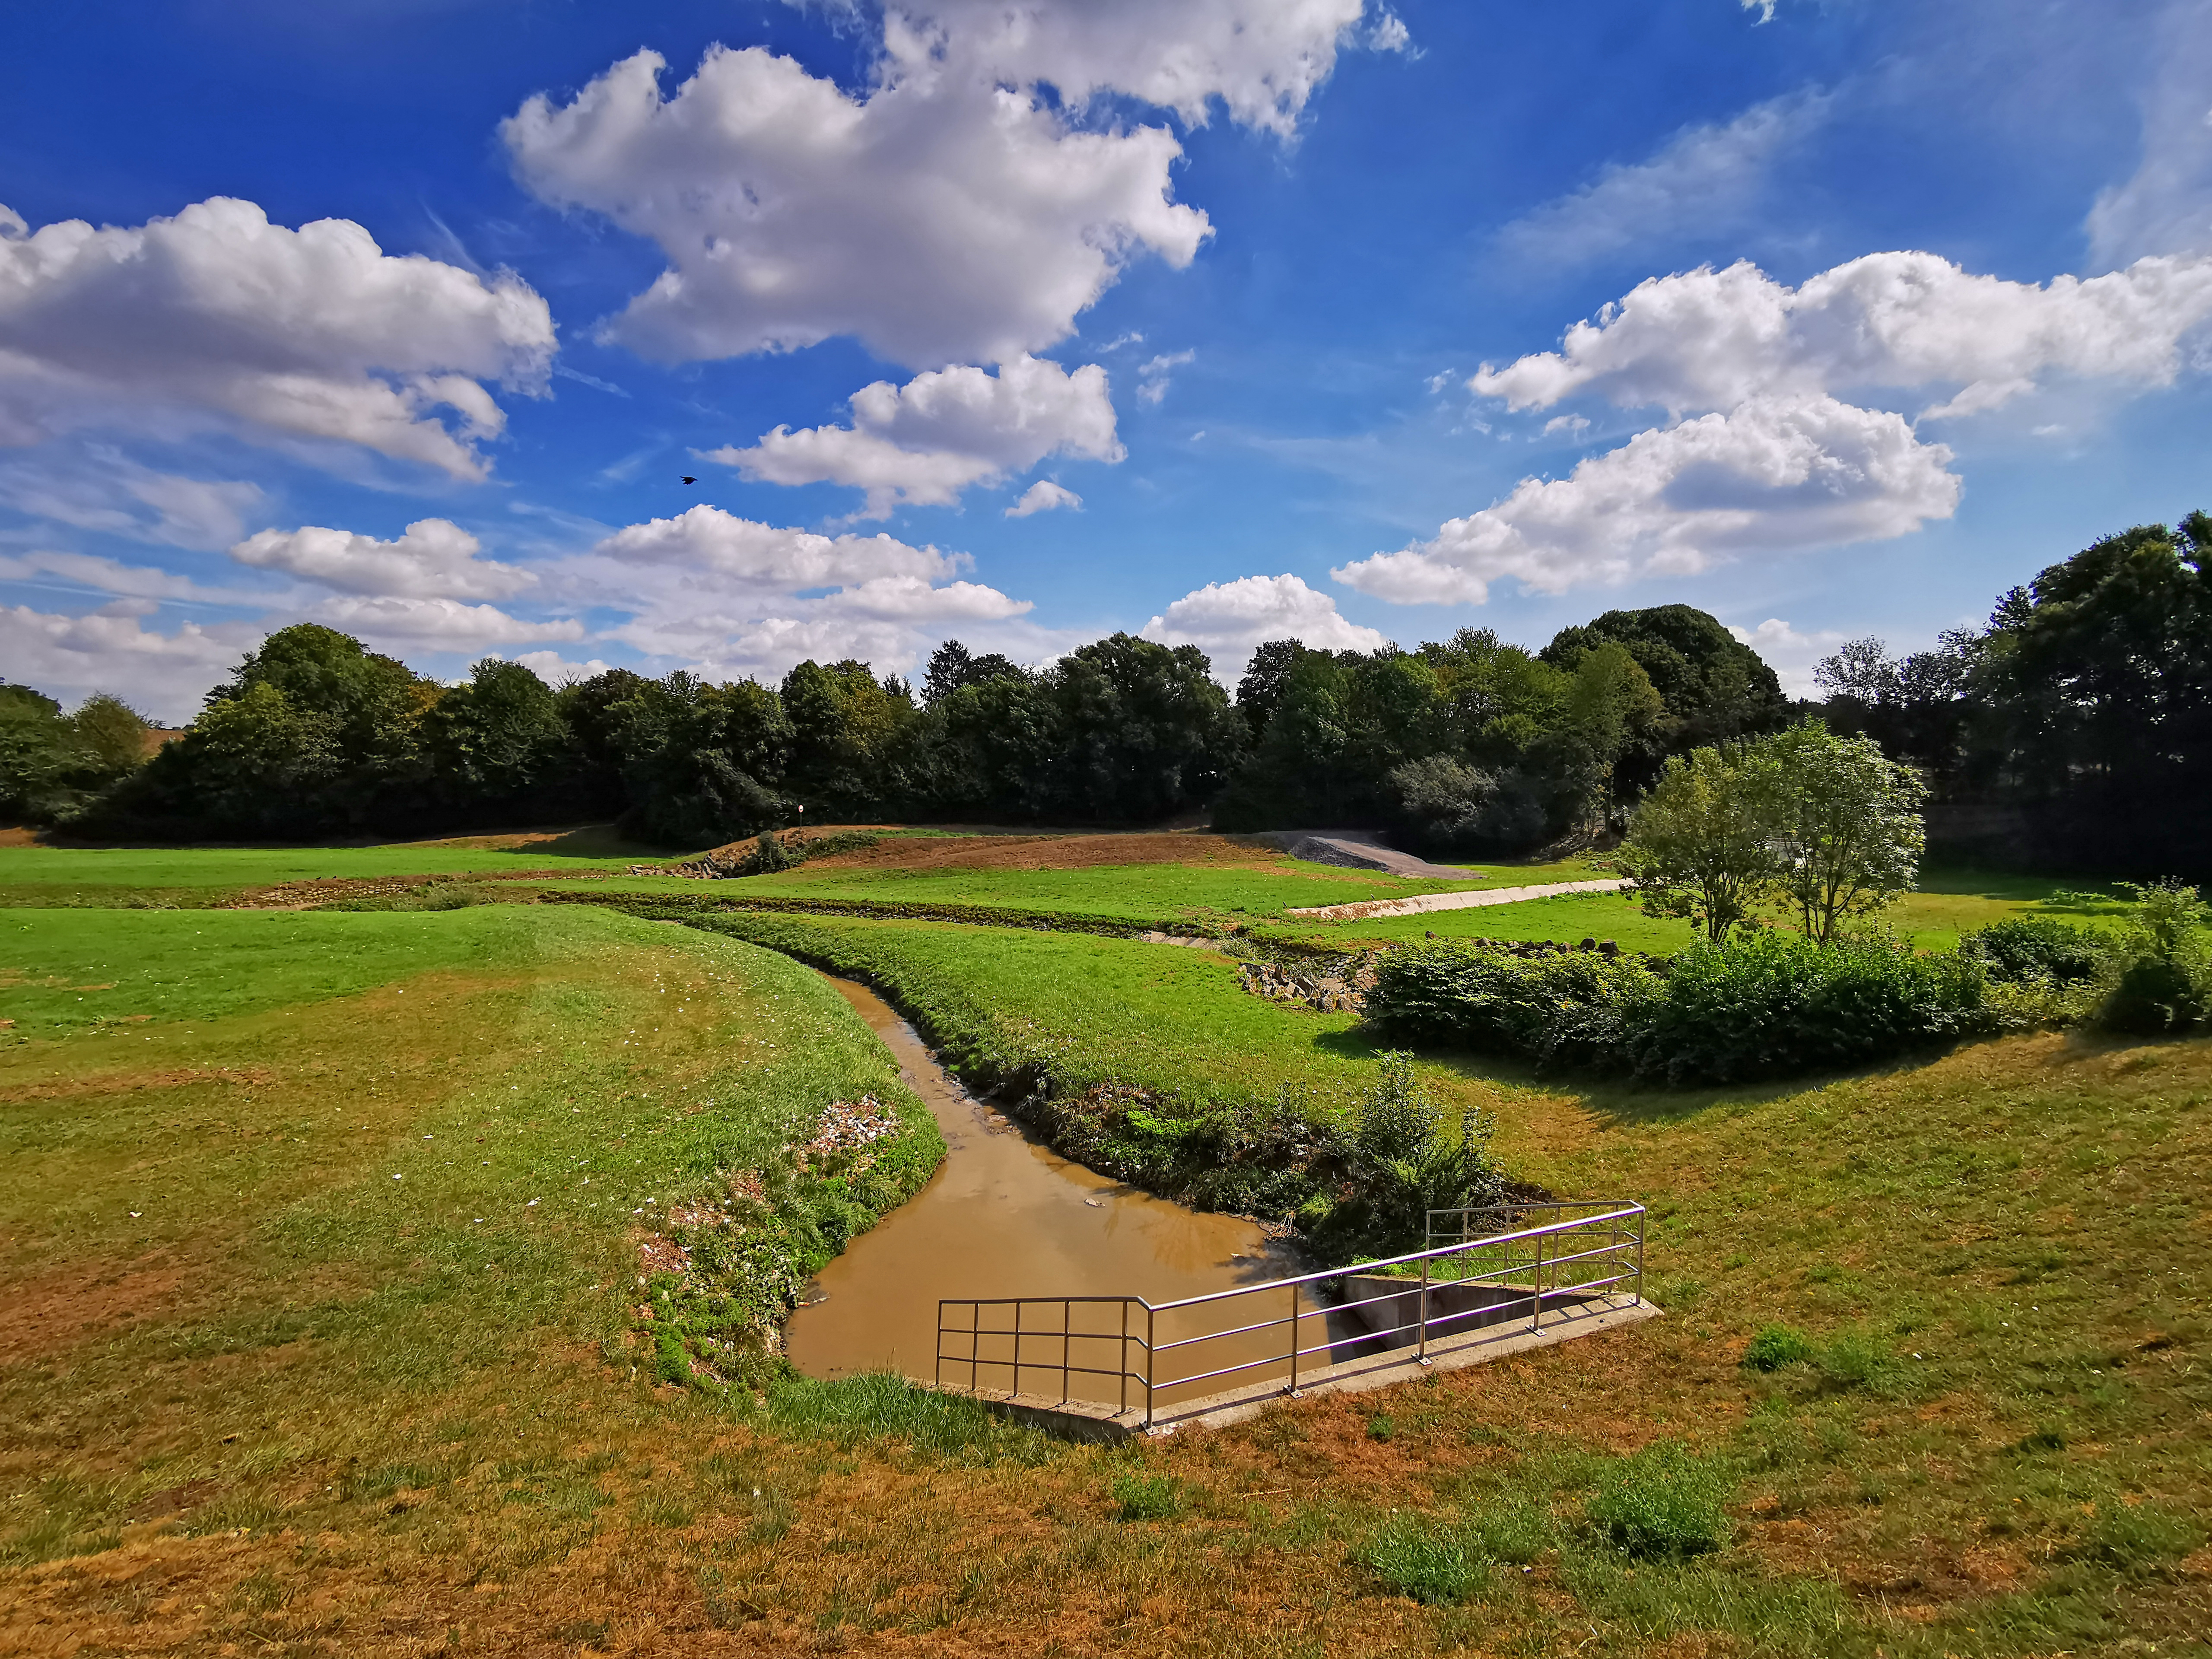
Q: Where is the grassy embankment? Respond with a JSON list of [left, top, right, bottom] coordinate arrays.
[[0, 826, 674, 909], [6, 835, 2207, 1653]]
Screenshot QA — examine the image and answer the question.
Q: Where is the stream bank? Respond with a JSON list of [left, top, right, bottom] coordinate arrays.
[[785, 976, 1300, 1400]]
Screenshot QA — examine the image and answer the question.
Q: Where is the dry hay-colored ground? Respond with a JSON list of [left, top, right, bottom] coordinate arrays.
[[761, 829, 1284, 876]]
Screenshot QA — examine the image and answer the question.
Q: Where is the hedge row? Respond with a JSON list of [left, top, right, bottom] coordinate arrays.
[[1364, 931, 1991, 1086]]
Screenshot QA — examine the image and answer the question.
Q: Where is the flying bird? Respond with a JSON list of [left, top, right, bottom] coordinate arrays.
[[681, 476, 697, 485]]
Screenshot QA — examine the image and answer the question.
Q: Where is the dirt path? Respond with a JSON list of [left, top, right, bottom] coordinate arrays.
[[1284, 878, 1628, 922]]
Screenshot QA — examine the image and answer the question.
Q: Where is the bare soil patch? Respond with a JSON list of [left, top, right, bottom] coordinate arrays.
[[762, 829, 1284, 874], [0, 1253, 192, 1361], [0, 1066, 276, 1106]]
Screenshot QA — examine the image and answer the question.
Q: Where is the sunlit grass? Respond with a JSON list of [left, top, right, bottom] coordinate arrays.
[[4, 839, 2209, 1654]]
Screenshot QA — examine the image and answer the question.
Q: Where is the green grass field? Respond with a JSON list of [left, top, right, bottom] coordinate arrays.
[[4, 831, 2207, 1655], [0, 825, 676, 906], [683, 910, 1393, 1112]]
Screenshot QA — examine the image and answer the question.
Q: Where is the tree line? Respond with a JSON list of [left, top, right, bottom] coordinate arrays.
[[3, 509, 2205, 874], [1812, 511, 2212, 877]]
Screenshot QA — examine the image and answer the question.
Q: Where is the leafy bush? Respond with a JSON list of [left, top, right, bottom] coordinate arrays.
[[1584, 1441, 1733, 1559], [1633, 931, 1986, 1085], [1366, 933, 1985, 1086], [2101, 956, 2206, 1034], [1740, 1323, 1815, 1372], [1959, 916, 2106, 984], [1363, 944, 1663, 1072], [2094, 880, 2212, 1035], [1303, 1052, 1506, 1260], [1357, 1513, 1483, 1604]]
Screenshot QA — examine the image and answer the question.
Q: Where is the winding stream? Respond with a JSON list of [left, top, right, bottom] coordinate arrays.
[[785, 975, 1300, 1404]]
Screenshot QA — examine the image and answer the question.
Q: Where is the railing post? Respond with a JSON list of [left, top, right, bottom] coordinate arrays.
[[1120, 1299, 1130, 1414], [1059, 1301, 1070, 1407], [935, 1300, 944, 1391], [1530, 1229, 1545, 1332], [1417, 1252, 1431, 1365], [1287, 1283, 1300, 1396], [1634, 1209, 1645, 1306], [1144, 1303, 1156, 1430], [1012, 1299, 1021, 1399]]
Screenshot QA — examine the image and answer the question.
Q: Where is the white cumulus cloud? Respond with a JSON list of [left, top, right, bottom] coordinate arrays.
[[0, 198, 554, 480], [1006, 480, 1083, 516], [902, 0, 1373, 137], [1494, 89, 1830, 270], [1333, 396, 1960, 604], [590, 504, 964, 593], [502, 44, 1208, 369], [1346, 245, 2212, 607], [708, 355, 1121, 515], [0, 603, 259, 724], [1471, 251, 2212, 420], [229, 518, 537, 600], [308, 594, 583, 649], [501, 3, 1383, 369], [501, 650, 616, 685], [573, 503, 1033, 683], [1141, 572, 1388, 679]]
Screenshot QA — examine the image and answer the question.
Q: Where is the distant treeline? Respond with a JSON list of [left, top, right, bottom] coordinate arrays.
[[5, 509, 2206, 874]]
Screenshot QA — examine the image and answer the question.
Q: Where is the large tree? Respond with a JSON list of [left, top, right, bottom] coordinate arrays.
[[1970, 512, 2212, 873], [1543, 604, 1789, 775]]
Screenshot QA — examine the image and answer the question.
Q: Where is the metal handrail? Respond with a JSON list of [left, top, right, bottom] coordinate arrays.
[[936, 1199, 1643, 1427]]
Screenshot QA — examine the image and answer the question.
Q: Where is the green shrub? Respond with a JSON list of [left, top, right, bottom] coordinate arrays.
[[2100, 956, 2206, 1034], [1357, 1513, 1482, 1604], [1304, 1052, 1506, 1260], [1634, 932, 1985, 1085], [1367, 933, 1986, 1086], [1364, 943, 1662, 1071], [1584, 1441, 1732, 1558], [1111, 1470, 1182, 1522], [1960, 916, 2105, 984], [1740, 1322, 1815, 1372], [2093, 880, 2212, 1035]]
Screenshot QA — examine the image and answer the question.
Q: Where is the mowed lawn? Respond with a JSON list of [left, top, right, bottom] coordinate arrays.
[[0, 826, 675, 907], [5, 841, 2209, 1656], [4, 892, 2206, 1653]]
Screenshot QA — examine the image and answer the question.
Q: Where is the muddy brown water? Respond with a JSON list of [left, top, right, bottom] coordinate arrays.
[[786, 976, 1306, 1409]]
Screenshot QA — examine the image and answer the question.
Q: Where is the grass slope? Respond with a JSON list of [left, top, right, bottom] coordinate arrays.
[[5, 839, 2208, 1656], [680, 909, 1393, 1114], [0, 826, 674, 907], [0, 906, 963, 1573]]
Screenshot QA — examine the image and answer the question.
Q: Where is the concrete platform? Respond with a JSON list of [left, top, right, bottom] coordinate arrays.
[[945, 1290, 1660, 1441]]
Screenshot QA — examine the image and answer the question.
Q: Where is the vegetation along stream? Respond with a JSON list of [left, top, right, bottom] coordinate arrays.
[[785, 974, 1301, 1409]]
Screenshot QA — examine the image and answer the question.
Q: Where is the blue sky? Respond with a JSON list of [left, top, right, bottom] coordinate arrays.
[[5, 0, 2210, 720]]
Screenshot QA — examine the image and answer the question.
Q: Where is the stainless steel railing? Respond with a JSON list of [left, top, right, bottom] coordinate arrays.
[[935, 1200, 1643, 1428]]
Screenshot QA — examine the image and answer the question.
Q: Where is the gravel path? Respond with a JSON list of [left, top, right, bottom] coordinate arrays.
[[1284, 877, 1628, 922]]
